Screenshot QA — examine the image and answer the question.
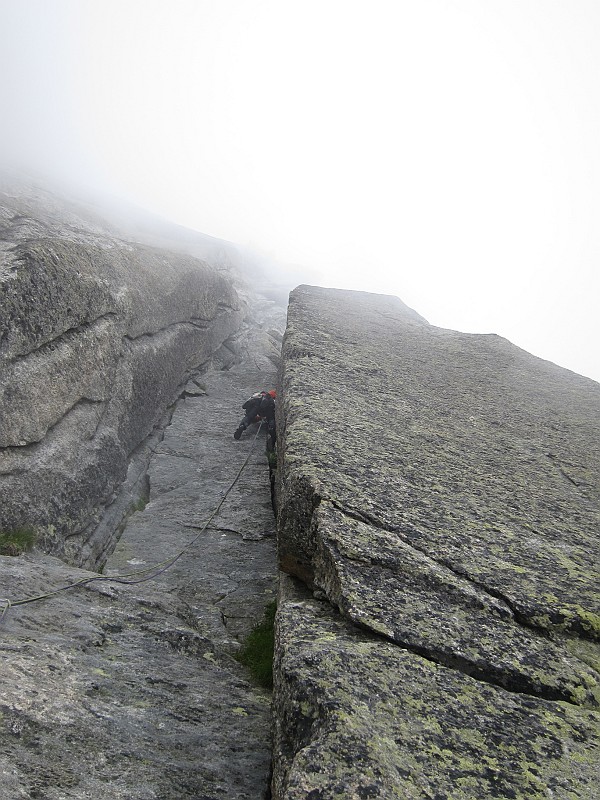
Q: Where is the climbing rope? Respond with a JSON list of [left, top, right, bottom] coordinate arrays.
[[0, 422, 265, 622]]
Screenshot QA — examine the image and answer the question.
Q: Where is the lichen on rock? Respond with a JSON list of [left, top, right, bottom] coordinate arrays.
[[273, 285, 600, 798]]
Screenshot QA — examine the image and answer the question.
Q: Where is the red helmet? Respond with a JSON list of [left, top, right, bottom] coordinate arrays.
[[268, 390, 276, 399]]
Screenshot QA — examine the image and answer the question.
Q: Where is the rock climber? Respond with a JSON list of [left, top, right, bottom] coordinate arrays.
[[233, 390, 276, 449]]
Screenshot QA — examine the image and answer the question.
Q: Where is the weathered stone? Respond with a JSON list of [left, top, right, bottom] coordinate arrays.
[[312, 502, 600, 706], [273, 575, 600, 800], [106, 363, 281, 641], [274, 285, 600, 797], [0, 173, 246, 561], [0, 172, 287, 800], [0, 362, 279, 800]]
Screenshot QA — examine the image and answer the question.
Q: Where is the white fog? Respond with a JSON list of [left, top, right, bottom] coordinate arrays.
[[1, 0, 599, 383]]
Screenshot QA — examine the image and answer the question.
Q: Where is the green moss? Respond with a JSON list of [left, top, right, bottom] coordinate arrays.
[[0, 527, 37, 555], [235, 601, 277, 689]]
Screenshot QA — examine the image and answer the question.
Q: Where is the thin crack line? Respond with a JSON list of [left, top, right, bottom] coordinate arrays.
[[328, 499, 550, 637]]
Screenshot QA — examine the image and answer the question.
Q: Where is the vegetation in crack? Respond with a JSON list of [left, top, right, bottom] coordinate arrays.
[[132, 497, 148, 513], [0, 527, 37, 555], [235, 601, 277, 689]]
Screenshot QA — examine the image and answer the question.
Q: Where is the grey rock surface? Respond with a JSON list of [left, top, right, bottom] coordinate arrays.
[[273, 285, 600, 798], [0, 173, 285, 564], [0, 362, 278, 800], [274, 575, 600, 800]]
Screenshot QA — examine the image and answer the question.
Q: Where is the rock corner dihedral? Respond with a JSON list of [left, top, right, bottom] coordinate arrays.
[[3, 173, 599, 799], [0, 172, 286, 800]]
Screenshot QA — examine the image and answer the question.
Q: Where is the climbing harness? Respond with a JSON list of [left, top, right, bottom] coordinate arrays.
[[1, 423, 265, 623]]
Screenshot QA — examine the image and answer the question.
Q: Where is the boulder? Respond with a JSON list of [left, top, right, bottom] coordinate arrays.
[[273, 285, 600, 798]]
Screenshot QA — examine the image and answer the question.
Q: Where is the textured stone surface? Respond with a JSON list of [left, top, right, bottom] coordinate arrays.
[[273, 575, 600, 800], [0, 173, 249, 562], [106, 363, 280, 643], [0, 362, 278, 800], [273, 285, 600, 798]]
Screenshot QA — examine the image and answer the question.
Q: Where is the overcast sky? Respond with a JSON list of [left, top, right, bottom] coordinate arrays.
[[1, 0, 599, 383]]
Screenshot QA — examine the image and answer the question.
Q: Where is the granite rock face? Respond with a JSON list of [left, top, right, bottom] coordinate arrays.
[[273, 285, 600, 798], [0, 172, 287, 798], [0, 362, 278, 800], [0, 174, 249, 565]]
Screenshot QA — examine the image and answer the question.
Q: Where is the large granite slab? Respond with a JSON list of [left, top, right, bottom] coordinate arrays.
[[273, 285, 600, 798]]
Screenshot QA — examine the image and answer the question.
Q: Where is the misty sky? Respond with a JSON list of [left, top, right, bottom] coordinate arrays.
[[1, 1, 599, 383]]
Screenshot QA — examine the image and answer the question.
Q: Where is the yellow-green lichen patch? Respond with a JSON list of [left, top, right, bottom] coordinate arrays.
[[273, 583, 600, 799], [276, 287, 600, 797], [311, 503, 600, 708], [559, 605, 600, 639], [280, 287, 600, 647], [566, 638, 600, 676]]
